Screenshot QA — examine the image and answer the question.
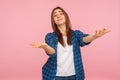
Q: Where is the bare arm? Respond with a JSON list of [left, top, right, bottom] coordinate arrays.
[[30, 42, 55, 55], [83, 28, 111, 43]]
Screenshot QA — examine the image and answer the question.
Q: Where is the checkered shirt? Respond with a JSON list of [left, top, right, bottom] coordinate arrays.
[[42, 30, 90, 80]]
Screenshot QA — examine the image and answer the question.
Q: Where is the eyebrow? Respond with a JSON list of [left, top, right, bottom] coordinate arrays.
[[53, 10, 63, 14]]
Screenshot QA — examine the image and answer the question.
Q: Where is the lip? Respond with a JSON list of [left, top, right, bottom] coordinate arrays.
[[57, 18, 62, 21]]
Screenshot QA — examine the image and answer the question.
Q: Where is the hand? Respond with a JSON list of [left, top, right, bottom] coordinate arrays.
[[30, 42, 48, 48], [93, 28, 111, 39]]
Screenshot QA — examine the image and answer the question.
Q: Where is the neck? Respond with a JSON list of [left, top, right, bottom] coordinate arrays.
[[58, 24, 67, 36]]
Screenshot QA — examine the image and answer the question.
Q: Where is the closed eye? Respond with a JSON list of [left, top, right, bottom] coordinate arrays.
[[53, 14, 57, 17], [60, 13, 64, 15]]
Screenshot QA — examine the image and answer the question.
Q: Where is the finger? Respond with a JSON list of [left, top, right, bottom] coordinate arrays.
[[94, 30, 98, 37], [101, 28, 111, 35], [104, 29, 111, 34], [96, 30, 100, 36], [101, 28, 107, 33], [94, 30, 99, 38], [32, 46, 38, 48], [96, 30, 99, 35], [30, 43, 33, 46], [30, 43, 35, 46], [106, 29, 111, 33], [95, 30, 97, 35], [103, 28, 106, 32], [98, 30, 102, 35], [102, 28, 105, 31], [101, 28, 106, 34]]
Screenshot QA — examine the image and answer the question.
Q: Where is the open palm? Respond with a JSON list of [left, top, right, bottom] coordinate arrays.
[[93, 28, 111, 39], [30, 42, 47, 48]]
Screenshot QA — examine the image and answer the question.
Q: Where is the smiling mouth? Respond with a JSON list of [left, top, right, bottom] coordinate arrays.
[[57, 19, 62, 21]]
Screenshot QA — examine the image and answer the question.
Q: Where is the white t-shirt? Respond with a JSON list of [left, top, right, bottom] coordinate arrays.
[[56, 36, 75, 76]]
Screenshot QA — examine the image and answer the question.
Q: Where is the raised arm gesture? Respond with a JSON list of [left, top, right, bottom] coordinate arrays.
[[30, 42, 55, 55], [83, 28, 111, 43]]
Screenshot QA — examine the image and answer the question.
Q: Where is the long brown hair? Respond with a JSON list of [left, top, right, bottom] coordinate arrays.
[[51, 6, 72, 47]]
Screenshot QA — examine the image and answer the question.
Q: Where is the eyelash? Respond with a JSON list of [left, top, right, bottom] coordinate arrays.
[[53, 15, 57, 17]]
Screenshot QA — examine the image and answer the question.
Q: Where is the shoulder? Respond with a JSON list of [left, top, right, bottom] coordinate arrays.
[[45, 32, 56, 39], [72, 30, 83, 35]]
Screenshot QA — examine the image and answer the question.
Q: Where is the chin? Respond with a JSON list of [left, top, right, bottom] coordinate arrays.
[[57, 22, 65, 25]]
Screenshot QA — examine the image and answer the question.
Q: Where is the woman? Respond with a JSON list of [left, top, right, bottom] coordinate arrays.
[[31, 6, 110, 80]]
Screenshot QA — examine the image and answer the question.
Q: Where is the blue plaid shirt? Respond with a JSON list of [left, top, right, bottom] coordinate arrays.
[[42, 30, 90, 80]]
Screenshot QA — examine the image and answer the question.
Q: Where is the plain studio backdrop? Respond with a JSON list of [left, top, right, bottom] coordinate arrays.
[[0, 0, 120, 80]]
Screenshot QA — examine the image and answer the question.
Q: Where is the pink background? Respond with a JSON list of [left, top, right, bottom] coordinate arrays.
[[0, 0, 120, 80]]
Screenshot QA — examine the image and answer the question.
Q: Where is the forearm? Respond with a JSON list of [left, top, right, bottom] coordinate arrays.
[[41, 44, 55, 55], [83, 28, 111, 43], [83, 35, 96, 43]]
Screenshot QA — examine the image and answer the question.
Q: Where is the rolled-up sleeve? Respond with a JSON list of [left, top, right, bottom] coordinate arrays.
[[45, 33, 57, 56], [75, 30, 91, 47]]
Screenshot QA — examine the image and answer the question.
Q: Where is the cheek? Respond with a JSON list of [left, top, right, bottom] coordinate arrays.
[[53, 18, 57, 23], [53, 17, 56, 21], [62, 16, 66, 20]]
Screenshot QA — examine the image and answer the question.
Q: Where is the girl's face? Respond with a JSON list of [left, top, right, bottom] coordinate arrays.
[[53, 9, 66, 26]]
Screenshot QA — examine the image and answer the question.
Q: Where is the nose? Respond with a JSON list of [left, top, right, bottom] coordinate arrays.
[[57, 15, 60, 18]]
